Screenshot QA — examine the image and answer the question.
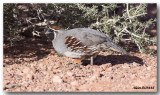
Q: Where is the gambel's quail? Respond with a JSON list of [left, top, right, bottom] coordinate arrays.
[[45, 25, 128, 65]]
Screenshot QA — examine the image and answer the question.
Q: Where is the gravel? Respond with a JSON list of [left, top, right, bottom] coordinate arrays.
[[3, 38, 157, 92]]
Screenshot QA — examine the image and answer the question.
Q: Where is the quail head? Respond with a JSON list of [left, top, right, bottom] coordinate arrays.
[[45, 25, 128, 65]]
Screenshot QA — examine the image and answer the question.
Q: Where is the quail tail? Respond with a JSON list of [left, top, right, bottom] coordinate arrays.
[[105, 42, 128, 55]]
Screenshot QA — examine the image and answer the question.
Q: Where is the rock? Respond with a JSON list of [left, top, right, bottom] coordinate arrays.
[[93, 71, 103, 78], [122, 63, 130, 68], [132, 79, 145, 86], [52, 76, 63, 83], [23, 67, 34, 74], [90, 71, 103, 81], [90, 76, 96, 81], [110, 76, 113, 80], [4, 84, 15, 89], [91, 65, 99, 70], [132, 62, 139, 66], [146, 66, 152, 71], [25, 74, 34, 80], [100, 63, 112, 69], [130, 74, 136, 79], [66, 72, 73, 76], [150, 78, 156, 83], [70, 81, 78, 86]]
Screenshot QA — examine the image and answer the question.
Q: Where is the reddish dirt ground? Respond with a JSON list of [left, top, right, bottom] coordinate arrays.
[[3, 38, 157, 92]]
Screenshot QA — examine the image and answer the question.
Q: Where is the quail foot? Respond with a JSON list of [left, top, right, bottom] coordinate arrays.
[[45, 25, 128, 65]]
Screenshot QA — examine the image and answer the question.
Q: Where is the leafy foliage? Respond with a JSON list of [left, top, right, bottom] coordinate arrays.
[[3, 3, 157, 53]]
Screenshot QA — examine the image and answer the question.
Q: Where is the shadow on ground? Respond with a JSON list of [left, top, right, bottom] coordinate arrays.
[[3, 37, 53, 64], [4, 37, 144, 66], [82, 55, 144, 66]]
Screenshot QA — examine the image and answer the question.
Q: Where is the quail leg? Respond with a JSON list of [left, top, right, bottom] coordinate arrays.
[[90, 56, 94, 65]]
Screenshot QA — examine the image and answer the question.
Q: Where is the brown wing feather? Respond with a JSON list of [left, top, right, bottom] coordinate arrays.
[[65, 36, 87, 51]]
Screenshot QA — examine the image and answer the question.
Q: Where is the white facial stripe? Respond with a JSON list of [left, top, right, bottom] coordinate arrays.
[[49, 27, 56, 31], [53, 31, 57, 40]]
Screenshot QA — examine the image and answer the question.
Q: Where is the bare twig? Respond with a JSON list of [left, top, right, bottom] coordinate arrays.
[[117, 26, 127, 37], [142, 24, 148, 36], [22, 21, 48, 32], [128, 13, 147, 19], [32, 31, 41, 37], [124, 28, 155, 42], [37, 8, 43, 20], [118, 13, 147, 22], [135, 39, 143, 53], [26, 18, 33, 24], [134, 4, 142, 14], [126, 3, 132, 23]]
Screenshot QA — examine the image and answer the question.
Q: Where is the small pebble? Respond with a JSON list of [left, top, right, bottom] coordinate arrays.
[[66, 72, 73, 76], [52, 76, 63, 83], [70, 81, 78, 86]]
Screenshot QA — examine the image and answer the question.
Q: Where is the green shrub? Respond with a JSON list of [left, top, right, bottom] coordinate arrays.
[[3, 3, 157, 53]]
